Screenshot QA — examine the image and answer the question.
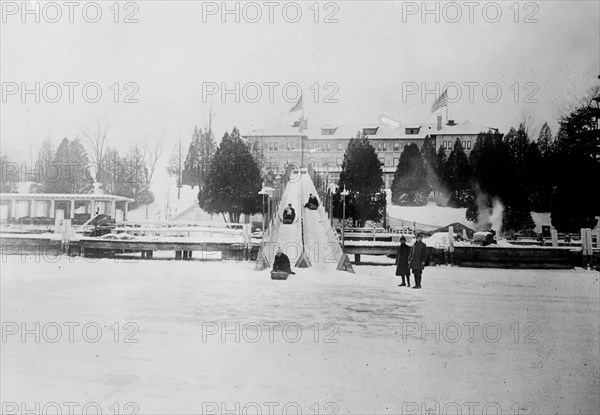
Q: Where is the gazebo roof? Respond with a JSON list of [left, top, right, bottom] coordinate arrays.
[[0, 193, 135, 202]]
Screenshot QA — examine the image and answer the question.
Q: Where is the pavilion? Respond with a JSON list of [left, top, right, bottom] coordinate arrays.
[[0, 193, 134, 225]]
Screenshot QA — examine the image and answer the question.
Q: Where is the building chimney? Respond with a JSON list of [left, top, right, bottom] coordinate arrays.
[[437, 115, 442, 131]]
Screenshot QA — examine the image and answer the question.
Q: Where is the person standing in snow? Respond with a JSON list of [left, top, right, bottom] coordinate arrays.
[[395, 235, 411, 287], [408, 233, 428, 289]]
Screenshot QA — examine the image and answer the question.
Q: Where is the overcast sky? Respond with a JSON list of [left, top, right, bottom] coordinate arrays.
[[2, 0, 599, 162]]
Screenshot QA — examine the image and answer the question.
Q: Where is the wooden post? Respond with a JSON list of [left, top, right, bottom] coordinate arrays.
[[551, 229, 559, 247], [61, 219, 72, 254], [581, 228, 593, 268], [448, 225, 454, 265]]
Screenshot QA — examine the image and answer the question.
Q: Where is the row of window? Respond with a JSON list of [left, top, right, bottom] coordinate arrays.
[[443, 140, 472, 150], [307, 158, 344, 166], [264, 139, 475, 153], [379, 158, 400, 167], [264, 141, 419, 152], [378, 141, 417, 152]]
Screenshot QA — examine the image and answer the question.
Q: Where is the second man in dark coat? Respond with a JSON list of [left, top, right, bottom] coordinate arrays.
[[408, 233, 428, 289], [395, 236, 411, 287]]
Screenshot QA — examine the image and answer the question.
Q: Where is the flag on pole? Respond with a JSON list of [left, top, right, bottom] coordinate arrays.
[[299, 117, 308, 132], [431, 89, 448, 113], [289, 95, 303, 112]]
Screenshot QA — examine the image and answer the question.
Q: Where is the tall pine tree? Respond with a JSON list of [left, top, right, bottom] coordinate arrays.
[[200, 128, 262, 223], [391, 143, 428, 206], [420, 135, 438, 200], [182, 126, 215, 191], [434, 146, 448, 205], [332, 132, 385, 227], [445, 139, 472, 208], [550, 89, 600, 231], [38, 138, 94, 194]]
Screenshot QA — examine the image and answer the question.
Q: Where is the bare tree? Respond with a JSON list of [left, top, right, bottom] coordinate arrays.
[[140, 137, 165, 219], [518, 113, 537, 140], [202, 103, 215, 138], [80, 121, 110, 181], [143, 137, 166, 187], [166, 136, 183, 199]]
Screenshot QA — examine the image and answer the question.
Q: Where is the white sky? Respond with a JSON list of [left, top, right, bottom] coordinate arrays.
[[1, 0, 599, 163]]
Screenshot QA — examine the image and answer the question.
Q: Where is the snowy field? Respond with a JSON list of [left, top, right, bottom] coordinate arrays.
[[1, 257, 599, 414]]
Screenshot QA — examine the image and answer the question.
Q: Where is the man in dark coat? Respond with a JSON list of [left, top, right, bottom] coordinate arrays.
[[395, 236, 411, 287], [283, 204, 295, 223], [273, 248, 295, 274], [408, 233, 428, 289], [304, 193, 319, 208]]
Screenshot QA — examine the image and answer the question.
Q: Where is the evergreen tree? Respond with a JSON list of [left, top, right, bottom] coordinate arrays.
[[534, 122, 556, 211], [38, 138, 93, 194], [332, 132, 385, 227], [97, 147, 122, 195], [117, 145, 154, 210], [248, 137, 267, 179], [468, 131, 509, 215], [469, 129, 535, 233], [445, 139, 472, 207], [523, 141, 545, 211], [182, 126, 215, 190], [503, 205, 535, 233], [30, 139, 55, 192], [420, 135, 438, 199], [391, 143, 428, 206], [200, 128, 262, 222], [0, 152, 19, 193], [434, 146, 449, 206], [166, 139, 183, 199], [550, 89, 600, 231], [537, 122, 554, 156], [498, 124, 535, 232]]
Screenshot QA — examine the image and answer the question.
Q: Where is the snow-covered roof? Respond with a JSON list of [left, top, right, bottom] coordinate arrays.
[[431, 121, 497, 136], [245, 122, 441, 140], [0, 193, 134, 202]]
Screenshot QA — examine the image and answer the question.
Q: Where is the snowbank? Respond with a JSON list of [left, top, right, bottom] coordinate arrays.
[[1, 258, 598, 414], [387, 202, 475, 228]]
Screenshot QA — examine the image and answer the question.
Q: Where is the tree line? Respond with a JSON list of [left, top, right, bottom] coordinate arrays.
[[388, 93, 599, 233], [329, 87, 598, 233], [167, 126, 264, 223], [0, 123, 164, 218]]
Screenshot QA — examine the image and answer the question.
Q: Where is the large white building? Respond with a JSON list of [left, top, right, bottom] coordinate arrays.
[[244, 116, 498, 188]]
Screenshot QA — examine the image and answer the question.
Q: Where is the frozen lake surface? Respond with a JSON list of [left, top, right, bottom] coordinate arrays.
[[1, 257, 599, 414]]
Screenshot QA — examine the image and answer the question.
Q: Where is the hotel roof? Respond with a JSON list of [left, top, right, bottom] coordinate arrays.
[[245, 120, 496, 140]]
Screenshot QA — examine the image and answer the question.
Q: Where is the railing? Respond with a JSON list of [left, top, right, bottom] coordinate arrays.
[[92, 220, 252, 244]]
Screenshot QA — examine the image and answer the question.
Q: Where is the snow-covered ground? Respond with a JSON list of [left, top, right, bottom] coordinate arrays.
[[1, 257, 598, 414]]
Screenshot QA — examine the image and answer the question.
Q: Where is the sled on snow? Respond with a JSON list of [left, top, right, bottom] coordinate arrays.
[[271, 271, 289, 280], [305, 204, 318, 211]]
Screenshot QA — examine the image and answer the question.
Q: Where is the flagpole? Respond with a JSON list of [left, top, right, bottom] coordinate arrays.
[[301, 94, 305, 127]]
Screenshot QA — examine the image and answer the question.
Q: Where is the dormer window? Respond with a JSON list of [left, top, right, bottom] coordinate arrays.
[[321, 128, 338, 135], [405, 128, 420, 135], [363, 127, 379, 135]]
